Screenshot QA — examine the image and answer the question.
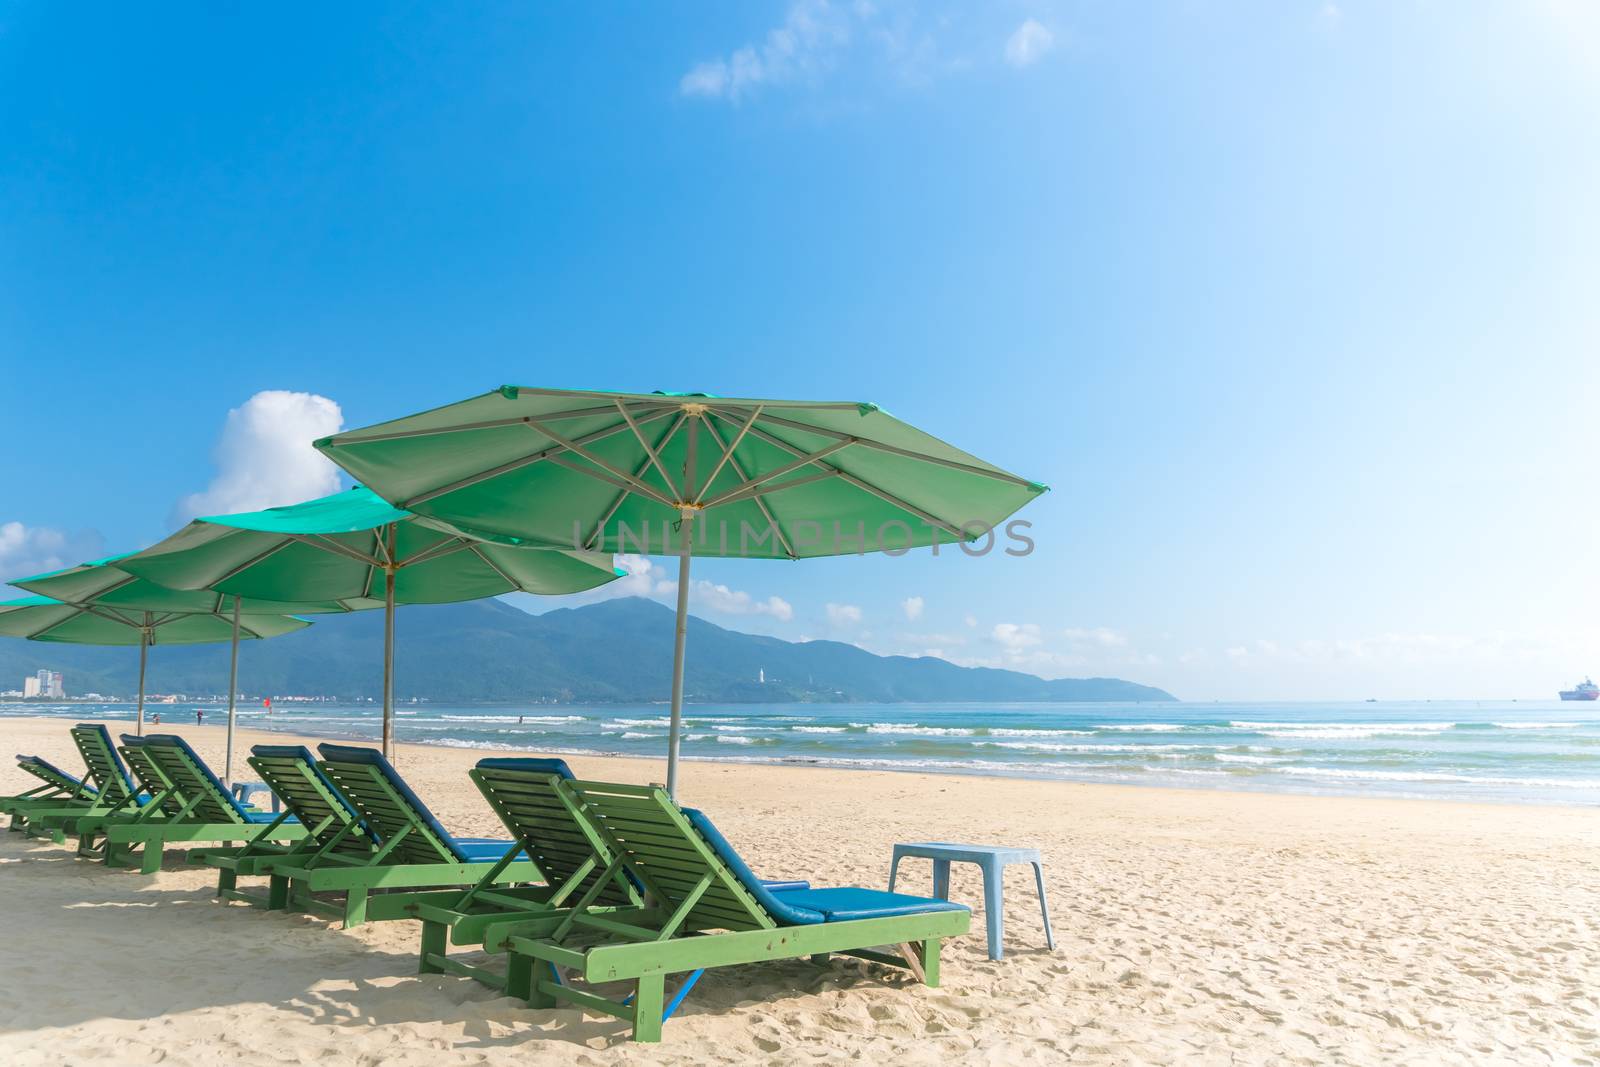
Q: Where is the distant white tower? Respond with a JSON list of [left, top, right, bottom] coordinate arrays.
[[758, 668, 765, 684]]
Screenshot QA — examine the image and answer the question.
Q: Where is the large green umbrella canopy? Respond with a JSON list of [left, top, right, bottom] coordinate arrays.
[[0, 594, 309, 757], [13, 553, 355, 615], [0, 596, 309, 644], [9, 556, 328, 776], [115, 486, 623, 758], [316, 386, 1047, 795]]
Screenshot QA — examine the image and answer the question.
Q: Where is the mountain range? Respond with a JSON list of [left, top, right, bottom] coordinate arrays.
[[0, 596, 1176, 704]]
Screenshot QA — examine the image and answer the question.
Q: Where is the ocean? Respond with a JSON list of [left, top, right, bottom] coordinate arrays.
[[4, 699, 1598, 806]]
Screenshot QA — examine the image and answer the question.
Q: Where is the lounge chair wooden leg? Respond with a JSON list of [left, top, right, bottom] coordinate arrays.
[[516, 958, 546, 1006], [632, 975, 664, 1042], [419, 922, 446, 975], [140, 841, 164, 875], [922, 938, 941, 988], [344, 889, 368, 928], [217, 868, 236, 896], [267, 874, 289, 910], [896, 943, 926, 983]]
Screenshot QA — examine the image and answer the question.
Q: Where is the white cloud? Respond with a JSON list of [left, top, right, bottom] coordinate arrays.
[[600, 553, 665, 598], [691, 580, 795, 621], [174, 391, 344, 525], [537, 554, 793, 621], [901, 595, 924, 621], [991, 621, 1043, 650], [1003, 18, 1054, 68], [679, 2, 1026, 102], [1062, 626, 1128, 649], [679, 0, 853, 102], [0, 522, 105, 586], [964, 613, 978, 628], [826, 602, 863, 626]]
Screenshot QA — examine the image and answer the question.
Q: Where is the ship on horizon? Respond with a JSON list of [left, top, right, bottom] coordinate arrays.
[[1559, 678, 1599, 701]]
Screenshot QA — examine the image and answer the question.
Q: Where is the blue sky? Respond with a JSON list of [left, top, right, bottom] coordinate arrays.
[[3, 2, 1598, 700]]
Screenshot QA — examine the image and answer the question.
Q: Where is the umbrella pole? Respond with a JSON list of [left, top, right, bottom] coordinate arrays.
[[382, 565, 396, 761], [666, 522, 693, 799], [224, 594, 240, 785], [135, 626, 149, 736]]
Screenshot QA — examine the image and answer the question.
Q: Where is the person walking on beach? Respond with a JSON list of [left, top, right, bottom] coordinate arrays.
[[196, 708, 204, 726], [152, 713, 160, 726]]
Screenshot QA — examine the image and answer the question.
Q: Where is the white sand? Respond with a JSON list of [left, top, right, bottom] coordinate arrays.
[[1, 716, 1596, 1065]]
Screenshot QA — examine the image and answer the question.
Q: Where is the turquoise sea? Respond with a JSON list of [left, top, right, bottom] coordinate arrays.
[[5, 699, 1599, 806]]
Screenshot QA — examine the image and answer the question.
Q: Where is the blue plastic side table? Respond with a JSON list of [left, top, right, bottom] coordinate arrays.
[[230, 781, 280, 813], [888, 842, 1054, 961]]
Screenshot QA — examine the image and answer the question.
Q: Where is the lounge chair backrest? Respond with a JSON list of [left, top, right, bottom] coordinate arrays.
[[471, 758, 635, 906], [567, 780, 788, 933], [248, 745, 373, 852], [141, 734, 249, 824], [70, 723, 136, 805], [316, 744, 461, 864], [118, 736, 189, 817], [17, 755, 93, 798]]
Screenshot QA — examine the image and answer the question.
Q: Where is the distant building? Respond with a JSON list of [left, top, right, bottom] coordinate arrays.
[[24, 670, 66, 698], [758, 668, 765, 684]]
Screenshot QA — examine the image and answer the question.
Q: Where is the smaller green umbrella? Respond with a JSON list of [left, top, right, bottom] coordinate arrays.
[[11, 555, 342, 779], [0, 595, 309, 739], [117, 486, 623, 759]]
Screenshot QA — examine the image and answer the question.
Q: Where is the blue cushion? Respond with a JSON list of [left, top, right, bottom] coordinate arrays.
[[681, 808, 825, 925], [244, 809, 283, 824], [452, 837, 529, 863], [757, 879, 810, 893], [22, 755, 89, 791], [770, 887, 969, 923], [318, 743, 472, 862], [475, 757, 577, 778]]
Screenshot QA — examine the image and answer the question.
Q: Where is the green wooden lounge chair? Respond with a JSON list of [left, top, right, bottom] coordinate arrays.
[[6, 724, 145, 844], [408, 757, 809, 985], [95, 734, 307, 874], [72, 735, 192, 863], [483, 780, 970, 1042], [410, 758, 644, 982], [196, 744, 378, 914], [241, 743, 543, 928], [2, 755, 95, 835]]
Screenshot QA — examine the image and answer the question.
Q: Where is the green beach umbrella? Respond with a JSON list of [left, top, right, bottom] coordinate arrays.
[[315, 386, 1047, 796], [11, 555, 334, 779], [116, 486, 624, 759], [0, 593, 309, 750]]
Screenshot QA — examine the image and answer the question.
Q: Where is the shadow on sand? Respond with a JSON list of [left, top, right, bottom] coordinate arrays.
[[0, 833, 932, 1051]]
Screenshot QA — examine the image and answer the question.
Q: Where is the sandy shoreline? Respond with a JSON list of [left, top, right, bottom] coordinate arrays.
[[1, 715, 1596, 1065]]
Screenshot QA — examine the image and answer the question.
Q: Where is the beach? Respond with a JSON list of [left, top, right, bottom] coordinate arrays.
[[2, 715, 1597, 1065]]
